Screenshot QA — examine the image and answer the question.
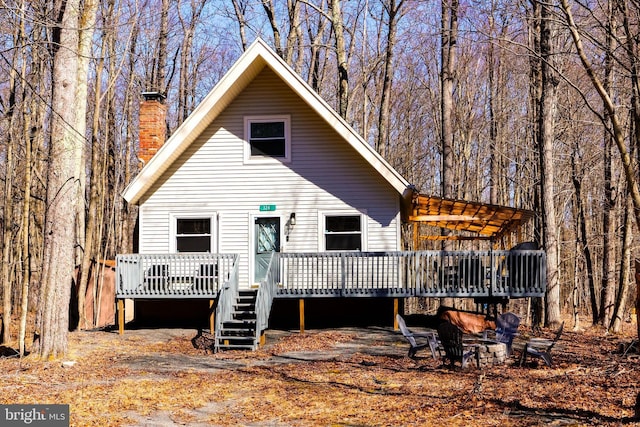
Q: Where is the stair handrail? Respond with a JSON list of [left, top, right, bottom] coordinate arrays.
[[214, 254, 239, 352], [255, 251, 280, 340]]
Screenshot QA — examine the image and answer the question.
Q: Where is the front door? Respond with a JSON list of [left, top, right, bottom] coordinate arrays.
[[254, 217, 280, 283]]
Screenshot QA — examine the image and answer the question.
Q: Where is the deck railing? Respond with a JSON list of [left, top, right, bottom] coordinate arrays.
[[278, 252, 409, 296], [116, 250, 546, 299], [116, 253, 237, 298], [277, 250, 546, 298], [255, 252, 281, 333], [214, 257, 240, 351]]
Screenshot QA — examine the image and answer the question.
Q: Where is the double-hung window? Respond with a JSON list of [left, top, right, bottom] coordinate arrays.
[[175, 218, 212, 252], [245, 116, 291, 162], [324, 214, 363, 251]]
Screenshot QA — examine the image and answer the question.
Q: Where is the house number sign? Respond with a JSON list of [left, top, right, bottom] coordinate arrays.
[[259, 204, 276, 212]]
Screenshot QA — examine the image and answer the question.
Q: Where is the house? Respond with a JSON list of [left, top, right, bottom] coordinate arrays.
[[116, 38, 545, 350]]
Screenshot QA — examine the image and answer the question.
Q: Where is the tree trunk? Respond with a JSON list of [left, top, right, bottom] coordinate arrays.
[[231, 0, 249, 51], [262, 0, 284, 58], [611, 195, 633, 332], [177, 1, 205, 125], [1, 76, 16, 345], [330, 0, 349, 118], [600, 1, 617, 328], [307, 5, 329, 92], [439, 0, 458, 307], [441, 0, 458, 203], [488, 12, 499, 205], [19, 96, 35, 356], [155, 0, 169, 93], [33, 0, 81, 359], [74, 0, 99, 331], [539, 0, 561, 327], [376, 0, 404, 159], [120, 8, 140, 256], [572, 150, 598, 323], [572, 233, 580, 331], [636, 259, 640, 340], [286, 0, 304, 74]]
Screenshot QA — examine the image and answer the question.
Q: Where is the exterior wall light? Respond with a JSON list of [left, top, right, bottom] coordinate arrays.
[[285, 213, 296, 241]]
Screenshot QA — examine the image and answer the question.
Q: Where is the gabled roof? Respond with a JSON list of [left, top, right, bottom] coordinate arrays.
[[123, 38, 412, 205]]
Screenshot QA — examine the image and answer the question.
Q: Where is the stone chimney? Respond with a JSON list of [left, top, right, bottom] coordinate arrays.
[[139, 91, 167, 164]]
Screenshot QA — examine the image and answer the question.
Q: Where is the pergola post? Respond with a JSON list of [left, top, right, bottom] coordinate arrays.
[[117, 299, 124, 335], [393, 298, 399, 330], [209, 299, 215, 333]]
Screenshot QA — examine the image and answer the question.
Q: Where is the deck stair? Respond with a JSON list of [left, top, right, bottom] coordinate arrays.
[[216, 289, 259, 351]]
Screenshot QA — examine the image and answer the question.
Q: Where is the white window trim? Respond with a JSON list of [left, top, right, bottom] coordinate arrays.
[[244, 115, 291, 163], [318, 210, 368, 252], [169, 213, 218, 253]]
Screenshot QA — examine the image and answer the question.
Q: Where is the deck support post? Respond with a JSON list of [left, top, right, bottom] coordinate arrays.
[[393, 298, 399, 330], [209, 299, 215, 333], [117, 299, 124, 335], [299, 298, 305, 333]]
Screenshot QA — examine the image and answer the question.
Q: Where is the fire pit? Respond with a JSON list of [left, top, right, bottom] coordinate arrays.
[[469, 340, 507, 367]]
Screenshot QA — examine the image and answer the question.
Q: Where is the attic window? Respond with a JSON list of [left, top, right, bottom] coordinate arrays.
[[245, 116, 291, 162]]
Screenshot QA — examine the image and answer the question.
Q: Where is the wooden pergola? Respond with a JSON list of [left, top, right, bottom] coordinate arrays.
[[409, 194, 536, 245]]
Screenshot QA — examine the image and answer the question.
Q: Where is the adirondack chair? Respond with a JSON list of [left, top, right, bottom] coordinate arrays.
[[495, 312, 521, 356], [396, 314, 439, 359], [437, 320, 479, 369], [520, 322, 564, 367]]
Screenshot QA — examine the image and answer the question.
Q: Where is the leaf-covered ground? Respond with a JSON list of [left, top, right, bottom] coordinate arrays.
[[2, 321, 640, 426]]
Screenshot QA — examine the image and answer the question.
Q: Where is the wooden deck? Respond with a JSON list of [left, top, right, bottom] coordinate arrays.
[[115, 250, 545, 339]]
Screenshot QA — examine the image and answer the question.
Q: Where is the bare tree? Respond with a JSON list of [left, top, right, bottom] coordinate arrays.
[[611, 195, 633, 332], [74, 0, 100, 331], [34, 0, 82, 358], [1, 34, 17, 343], [599, 0, 617, 328], [231, 0, 249, 51], [537, 0, 561, 327], [375, 0, 404, 159], [262, 0, 285, 57], [561, 0, 640, 329], [441, 0, 457, 202], [177, 0, 207, 124], [330, 0, 349, 118], [304, 0, 330, 92]]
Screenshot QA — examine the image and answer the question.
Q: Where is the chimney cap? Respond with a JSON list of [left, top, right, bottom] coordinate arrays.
[[142, 91, 165, 102]]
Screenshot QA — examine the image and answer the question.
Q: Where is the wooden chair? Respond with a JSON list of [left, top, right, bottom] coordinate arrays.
[[520, 322, 564, 367], [144, 264, 169, 291], [437, 320, 479, 369], [396, 314, 439, 359], [194, 263, 218, 289]]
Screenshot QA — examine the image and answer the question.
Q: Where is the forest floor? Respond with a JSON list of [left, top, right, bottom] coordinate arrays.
[[1, 319, 640, 426]]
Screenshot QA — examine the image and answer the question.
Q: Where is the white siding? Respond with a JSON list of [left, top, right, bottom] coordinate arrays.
[[139, 67, 401, 286]]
